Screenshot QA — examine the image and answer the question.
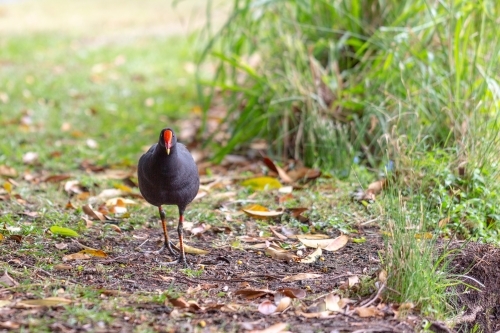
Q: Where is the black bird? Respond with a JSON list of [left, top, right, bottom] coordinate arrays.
[[138, 128, 200, 266]]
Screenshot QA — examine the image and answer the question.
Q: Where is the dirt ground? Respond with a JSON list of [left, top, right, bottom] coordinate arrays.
[[449, 243, 500, 333], [2, 214, 498, 332]]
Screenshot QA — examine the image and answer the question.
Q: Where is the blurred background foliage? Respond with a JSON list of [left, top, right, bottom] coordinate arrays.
[[198, 0, 500, 177]]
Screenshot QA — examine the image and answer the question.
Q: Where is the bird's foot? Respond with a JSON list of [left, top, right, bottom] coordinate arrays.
[[142, 241, 179, 256], [162, 255, 190, 268]]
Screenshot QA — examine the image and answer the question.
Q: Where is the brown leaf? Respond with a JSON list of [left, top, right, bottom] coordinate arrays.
[[324, 293, 342, 312], [64, 180, 84, 194], [265, 247, 298, 261], [44, 174, 71, 183], [300, 247, 322, 263], [17, 297, 72, 308], [0, 321, 20, 329], [54, 243, 68, 250], [363, 179, 387, 199], [269, 227, 287, 240], [109, 224, 122, 233], [0, 165, 17, 177], [9, 235, 22, 243], [80, 249, 107, 258], [288, 167, 322, 182], [82, 204, 105, 221], [175, 243, 209, 255], [296, 310, 332, 318], [258, 300, 277, 315], [355, 306, 383, 317], [378, 269, 388, 283], [262, 156, 293, 183], [278, 288, 306, 299], [169, 297, 189, 308], [288, 207, 308, 217], [297, 234, 348, 251], [65, 201, 76, 210], [275, 296, 291, 312], [243, 208, 283, 219], [282, 273, 322, 282], [62, 252, 91, 261], [234, 289, 274, 300], [53, 264, 72, 271]]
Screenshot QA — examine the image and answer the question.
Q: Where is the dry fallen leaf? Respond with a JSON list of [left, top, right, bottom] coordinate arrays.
[[355, 306, 383, 317], [300, 247, 322, 264], [262, 156, 293, 183], [62, 252, 91, 261], [80, 249, 107, 258], [277, 288, 306, 299], [275, 296, 291, 312], [241, 177, 282, 191], [258, 300, 277, 315], [348, 275, 360, 288], [265, 247, 298, 261], [17, 297, 72, 308], [176, 243, 208, 255], [44, 174, 71, 183], [105, 197, 137, 207], [82, 204, 105, 221], [243, 209, 283, 219], [269, 227, 287, 240], [296, 310, 332, 319], [64, 180, 84, 194], [378, 269, 388, 283], [53, 264, 72, 271], [0, 321, 20, 329], [234, 289, 274, 300], [282, 273, 322, 282], [297, 234, 348, 251], [324, 293, 341, 312], [0, 165, 17, 177]]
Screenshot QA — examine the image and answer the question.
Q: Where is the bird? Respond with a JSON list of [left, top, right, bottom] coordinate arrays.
[[138, 127, 200, 266]]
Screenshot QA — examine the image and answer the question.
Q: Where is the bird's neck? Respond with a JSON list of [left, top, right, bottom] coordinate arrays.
[[153, 144, 179, 168]]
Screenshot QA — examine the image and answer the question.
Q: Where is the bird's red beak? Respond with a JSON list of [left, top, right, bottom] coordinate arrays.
[[164, 130, 173, 155]]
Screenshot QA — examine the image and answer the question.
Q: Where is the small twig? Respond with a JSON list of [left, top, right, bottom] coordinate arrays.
[[359, 282, 386, 308], [72, 240, 96, 250], [361, 217, 380, 225], [135, 238, 150, 249]]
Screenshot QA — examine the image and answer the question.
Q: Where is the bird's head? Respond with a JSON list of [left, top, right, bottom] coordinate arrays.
[[160, 128, 176, 155]]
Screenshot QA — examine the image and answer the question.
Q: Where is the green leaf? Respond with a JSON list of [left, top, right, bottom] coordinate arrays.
[[50, 226, 79, 238]]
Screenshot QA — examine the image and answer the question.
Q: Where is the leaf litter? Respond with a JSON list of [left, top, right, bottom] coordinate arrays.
[[0, 152, 445, 332]]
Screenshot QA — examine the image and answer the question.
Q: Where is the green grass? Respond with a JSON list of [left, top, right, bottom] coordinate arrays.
[[197, 0, 500, 326], [1, 33, 199, 170]]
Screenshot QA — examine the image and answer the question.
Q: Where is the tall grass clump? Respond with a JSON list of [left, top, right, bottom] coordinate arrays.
[[198, 0, 500, 177], [381, 186, 462, 319]]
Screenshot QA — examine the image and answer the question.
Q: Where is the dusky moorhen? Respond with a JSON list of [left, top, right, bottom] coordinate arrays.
[[138, 128, 199, 266]]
